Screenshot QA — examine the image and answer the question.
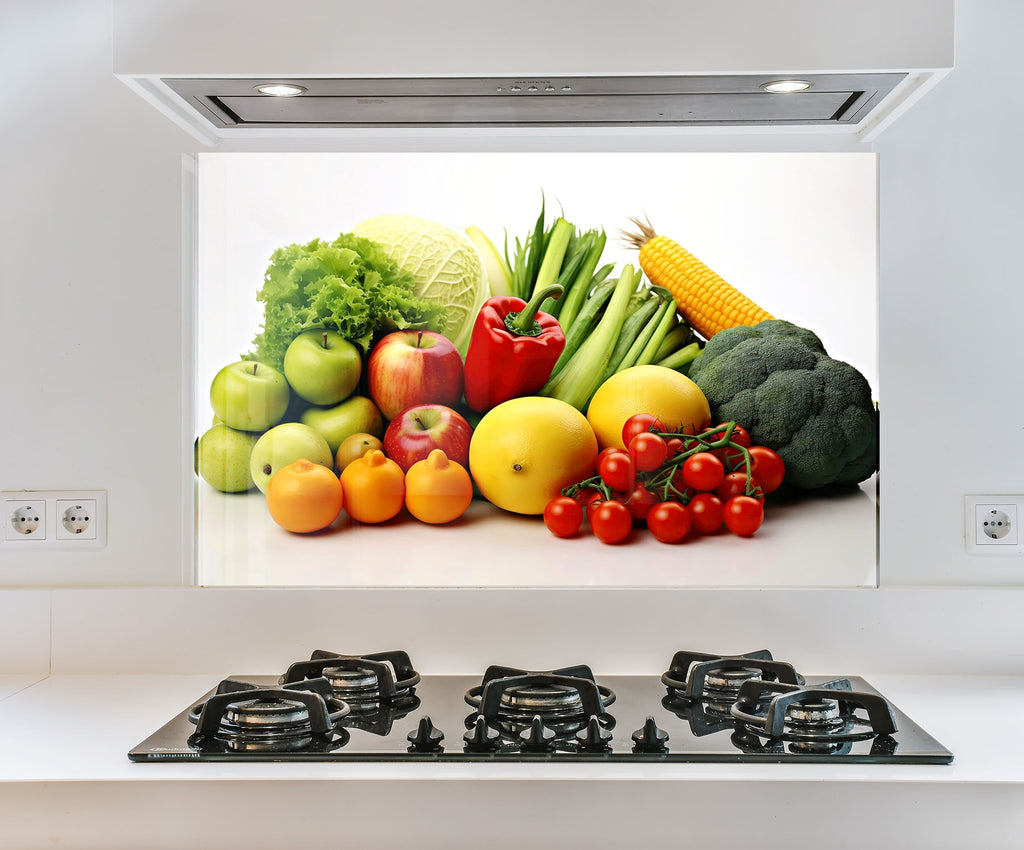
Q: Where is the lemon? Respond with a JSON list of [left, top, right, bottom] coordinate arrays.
[[469, 396, 599, 515], [587, 365, 711, 450]]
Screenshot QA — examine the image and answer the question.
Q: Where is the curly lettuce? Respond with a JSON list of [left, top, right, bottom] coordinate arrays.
[[244, 233, 442, 370]]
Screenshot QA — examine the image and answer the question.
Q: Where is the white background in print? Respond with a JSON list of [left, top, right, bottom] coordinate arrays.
[[194, 151, 878, 588]]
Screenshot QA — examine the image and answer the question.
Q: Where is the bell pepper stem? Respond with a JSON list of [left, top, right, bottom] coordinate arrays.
[[507, 284, 564, 337]]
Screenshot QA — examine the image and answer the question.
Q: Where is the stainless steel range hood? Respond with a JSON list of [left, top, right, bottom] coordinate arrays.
[[113, 0, 954, 147], [162, 73, 907, 130]]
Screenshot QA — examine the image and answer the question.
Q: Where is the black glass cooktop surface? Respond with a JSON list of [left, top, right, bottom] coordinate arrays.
[[129, 669, 953, 764]]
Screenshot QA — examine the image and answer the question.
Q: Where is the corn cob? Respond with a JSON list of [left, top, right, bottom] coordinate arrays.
[[622, 216, 774, 340]]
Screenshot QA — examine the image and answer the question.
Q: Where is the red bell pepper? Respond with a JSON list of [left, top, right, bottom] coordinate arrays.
[[463, 284, 566, 413]]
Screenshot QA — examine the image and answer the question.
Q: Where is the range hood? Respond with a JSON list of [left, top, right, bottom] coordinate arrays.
[[162, 73, 907, 130], [113, 0, 953, 147]]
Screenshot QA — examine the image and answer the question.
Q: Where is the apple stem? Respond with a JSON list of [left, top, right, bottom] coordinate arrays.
[[322, 331, 329, 349], [252, 363, 258, 376]]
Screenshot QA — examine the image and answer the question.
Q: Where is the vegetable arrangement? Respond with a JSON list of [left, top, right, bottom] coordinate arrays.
[[544, 417, 787, 544], [469, 200, 703, 414], [245, 234, 440, 370], [198, 185, 880, 557]]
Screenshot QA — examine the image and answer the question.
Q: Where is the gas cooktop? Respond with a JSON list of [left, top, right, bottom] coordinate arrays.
[[128, 649, 953, 764]]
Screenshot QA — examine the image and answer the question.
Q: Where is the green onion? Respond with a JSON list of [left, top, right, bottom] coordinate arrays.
[[557, 231, 608, 330], [652, 323, 694, 362], [634, 295, 680, 367], [603, 291, 663, 380], [546, 278, 617, 379], [656, 342, 702, 373], [540, 265, 640, 411]]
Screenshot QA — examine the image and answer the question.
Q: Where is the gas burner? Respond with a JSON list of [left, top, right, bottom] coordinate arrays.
[[465, 665, 616, 736], [661, 649, 804, 709], [187, 677, 350, 753], [730, 677, 899, 746], [280, 650, 421, 711]]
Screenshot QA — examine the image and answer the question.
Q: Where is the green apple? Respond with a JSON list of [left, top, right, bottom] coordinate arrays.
[[210, 360, 290, 432], [283, 330, 362, 406], [249, 422, 334, 494], [196, 424, 260, 493], [300, 395, 384, 454]]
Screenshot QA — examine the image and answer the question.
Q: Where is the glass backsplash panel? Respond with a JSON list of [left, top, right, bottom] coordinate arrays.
[[193, 151, 878, 587]]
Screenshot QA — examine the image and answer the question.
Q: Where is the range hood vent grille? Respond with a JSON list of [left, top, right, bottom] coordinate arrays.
[[164, 74, 906, 129]]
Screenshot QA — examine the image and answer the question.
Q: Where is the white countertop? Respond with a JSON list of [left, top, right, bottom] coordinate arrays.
[[0, 672, 1021, 848], [0, 671, 1018, 784]]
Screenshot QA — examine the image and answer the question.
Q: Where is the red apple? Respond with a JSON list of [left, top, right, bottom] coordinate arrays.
[[368, 330, 464, 420], [382, 404, 472, 472]]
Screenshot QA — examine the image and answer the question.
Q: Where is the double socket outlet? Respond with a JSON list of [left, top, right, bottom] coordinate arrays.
[[1, 490, 107, 549], [964, 495, 1024, 556]]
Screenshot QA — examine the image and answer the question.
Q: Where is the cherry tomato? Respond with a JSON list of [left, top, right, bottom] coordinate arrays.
[[647, 501, 691, 543], [544, 496, 584, 538], [665, 437, 685, 457], [590, 500, 633, 544], [749, 446, 786, 494], [688, 492, 724, 534], [624, 483, 659, 523], [621, 413, 666, 447], [681, 452, 725, 492], [713, 423, 752, 470], [723, 495, 765, 537], [598, 450, 635, 494], [716, 471, 764, 502], [581, 489, 606, 520], [629, 432, 668, 472]]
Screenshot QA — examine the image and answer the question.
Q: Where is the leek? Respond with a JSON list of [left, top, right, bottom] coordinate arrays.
[[540, 265, 640, 411]]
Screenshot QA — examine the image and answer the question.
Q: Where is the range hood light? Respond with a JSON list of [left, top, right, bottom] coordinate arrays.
[[255, 83, 307, 97], [760, 79, 813, 93]]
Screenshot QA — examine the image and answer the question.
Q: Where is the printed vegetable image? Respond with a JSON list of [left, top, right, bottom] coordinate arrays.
[[549, 420, 783, 545], [403, 449, 474, 525], [687, 319, 878, 490], [622, 216, 774, 340], [352, 214, 489, 355], [339, 449, 406, 524], [246, 234, 439, 370], [462, 283, 566, 413], [265, 459, 345, 534]]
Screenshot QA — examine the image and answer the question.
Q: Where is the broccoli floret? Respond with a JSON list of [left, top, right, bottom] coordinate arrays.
[[688, 320, 878, 491]]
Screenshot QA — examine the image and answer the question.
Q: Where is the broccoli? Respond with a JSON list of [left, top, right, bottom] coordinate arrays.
[[688, 320, 878, 491]]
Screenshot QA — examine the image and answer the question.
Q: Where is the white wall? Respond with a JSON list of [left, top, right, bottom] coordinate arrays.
[[1, 0, 1023, 673], [874, 0, 1024, 584]]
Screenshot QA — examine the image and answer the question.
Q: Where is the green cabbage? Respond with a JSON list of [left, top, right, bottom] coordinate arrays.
[[352, 214, 488, 355]]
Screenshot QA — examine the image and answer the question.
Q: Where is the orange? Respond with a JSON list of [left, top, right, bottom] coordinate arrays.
[[469, 396, 598, 515], [265, 458, 344, 534], [339, 448, 405, 524], [586, 365, 711, 450], [404, 449, 474, 524]]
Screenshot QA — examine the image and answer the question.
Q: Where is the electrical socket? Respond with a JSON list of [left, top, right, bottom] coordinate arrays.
[[964, 495, 1024, 556], [0, 490, 106, 549], [56, 499, 98, 540], [4, 499, 46, 541]]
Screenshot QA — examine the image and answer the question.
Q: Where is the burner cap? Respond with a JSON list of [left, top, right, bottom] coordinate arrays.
[[224, 697, 310, 729]]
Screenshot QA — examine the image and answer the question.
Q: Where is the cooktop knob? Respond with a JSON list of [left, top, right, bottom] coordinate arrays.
[[519, 715, 557, 752], [631, 716, 669, 753], [576, 714, 613, 752], [407, 716, 444, 752], [463, 715, 502, 752]]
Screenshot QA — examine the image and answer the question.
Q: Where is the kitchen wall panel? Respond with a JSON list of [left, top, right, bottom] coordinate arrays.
[[49, 586, 1024, 675], [0, 0, 1022, 596]]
